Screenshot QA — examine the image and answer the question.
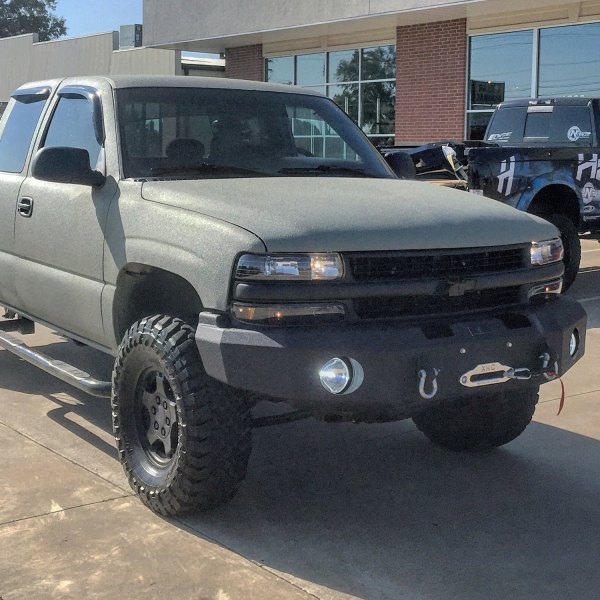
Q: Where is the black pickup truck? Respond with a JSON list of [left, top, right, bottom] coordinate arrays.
[[467, 97, 600, 290], [382, 98, 600, 290]]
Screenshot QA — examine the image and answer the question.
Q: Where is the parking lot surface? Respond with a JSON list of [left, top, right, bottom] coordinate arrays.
[[2, 237, 600, 600]]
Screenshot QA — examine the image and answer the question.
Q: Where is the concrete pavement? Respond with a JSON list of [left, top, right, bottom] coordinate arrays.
[[2, 238, 600, 599]]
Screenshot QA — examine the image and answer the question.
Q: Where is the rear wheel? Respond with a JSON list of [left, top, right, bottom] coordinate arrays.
[[412, 388, 539, 451], [112, 315, 251, 516], [545, 213, 580, 292]]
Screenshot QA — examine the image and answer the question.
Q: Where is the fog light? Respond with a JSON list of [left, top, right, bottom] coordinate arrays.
[[569, 329, 579, 357], [319, 358, 352, 394]]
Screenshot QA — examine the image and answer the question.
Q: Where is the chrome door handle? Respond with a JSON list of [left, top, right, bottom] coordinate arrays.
[[17, 197, 33, 217]]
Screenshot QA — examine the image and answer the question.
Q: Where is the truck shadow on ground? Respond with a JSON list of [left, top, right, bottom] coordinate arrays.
[[0, 339, 116, 459]]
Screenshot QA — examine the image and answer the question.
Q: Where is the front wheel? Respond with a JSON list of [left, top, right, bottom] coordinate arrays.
[[112, 315, 251, 516], [412, 388, 539, 451], [546, 213, 581, 292]]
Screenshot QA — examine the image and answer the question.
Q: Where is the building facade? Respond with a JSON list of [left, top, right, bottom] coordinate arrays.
[[143, 0, 600, 145]]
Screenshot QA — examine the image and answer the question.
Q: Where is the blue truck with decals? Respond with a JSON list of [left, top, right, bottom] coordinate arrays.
[[467, 97, 600, 291]]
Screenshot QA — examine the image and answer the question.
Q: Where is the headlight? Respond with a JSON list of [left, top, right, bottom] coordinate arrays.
[[530, 238, 563, 266], [235, 253, 343, 281]]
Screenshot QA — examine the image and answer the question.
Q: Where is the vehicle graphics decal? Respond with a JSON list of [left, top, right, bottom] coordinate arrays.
[[582, 182, 600, 204], [488, 132, 512, 142], [576, 154, 600, 181], [568, 126, 592, 142], [497, 155, 516, 196], [576, 154, 600, 217]]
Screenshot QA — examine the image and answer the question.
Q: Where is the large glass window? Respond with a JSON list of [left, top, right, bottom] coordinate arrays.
[[266, 44, 396, 146], [296, 53, 325, 86], [265, 56, 294, 85], [328, 84, 359, 124], [467, 30, 534, 139], [539, 23, 600, 97], [361, 45, 396, 81], [329, 50, 359, 83], [361, 82, 395, 135]]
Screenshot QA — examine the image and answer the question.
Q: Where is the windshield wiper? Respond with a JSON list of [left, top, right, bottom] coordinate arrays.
[[150, 163, 269, 177], [278, 165, 367, 177]]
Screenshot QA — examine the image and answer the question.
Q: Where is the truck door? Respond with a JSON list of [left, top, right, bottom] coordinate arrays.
[[0, 87, 51, 309], [14, 83, 117, 346]]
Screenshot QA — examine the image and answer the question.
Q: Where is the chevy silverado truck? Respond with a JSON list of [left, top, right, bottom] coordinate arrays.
[[468, 97, 600, 290], [0, 76, 586, 516]]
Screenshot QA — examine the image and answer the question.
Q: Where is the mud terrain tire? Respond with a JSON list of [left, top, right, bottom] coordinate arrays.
[[112, 315, 251, 516], [546, 213, 580, 292]]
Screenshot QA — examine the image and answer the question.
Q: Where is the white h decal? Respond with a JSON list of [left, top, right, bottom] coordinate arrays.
[[576, 153, 600, 181], [498, 156, 516, 196]]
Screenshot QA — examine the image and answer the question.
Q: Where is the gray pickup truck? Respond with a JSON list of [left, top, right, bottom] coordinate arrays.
[[0, 76, 586, 516]]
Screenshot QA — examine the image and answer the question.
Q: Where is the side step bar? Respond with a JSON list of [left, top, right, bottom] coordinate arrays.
[[0, 327, 112, 398]]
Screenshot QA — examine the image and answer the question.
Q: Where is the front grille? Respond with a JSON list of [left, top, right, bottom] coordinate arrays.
[[348, 247, 527, 281], [354, 286, 522, 320]]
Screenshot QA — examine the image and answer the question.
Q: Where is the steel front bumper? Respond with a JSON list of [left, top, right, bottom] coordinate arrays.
[[195, 298, 586, 417]]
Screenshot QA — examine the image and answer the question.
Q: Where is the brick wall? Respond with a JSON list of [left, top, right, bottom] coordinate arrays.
[[395, 19, 467, 143], [225, 44, 264, 81]]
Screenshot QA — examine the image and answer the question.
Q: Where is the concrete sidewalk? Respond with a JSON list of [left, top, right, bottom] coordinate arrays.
[[2, 238, 600, 599]]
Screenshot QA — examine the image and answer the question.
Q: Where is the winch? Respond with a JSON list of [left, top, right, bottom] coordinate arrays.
[[459, 352, 559, 389]]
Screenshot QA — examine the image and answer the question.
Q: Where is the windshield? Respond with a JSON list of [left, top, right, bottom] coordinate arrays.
[[116, 87, 393, 180]]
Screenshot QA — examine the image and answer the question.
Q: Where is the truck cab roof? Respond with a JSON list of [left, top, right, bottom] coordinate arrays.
[[498, 97, 594, 108], [13, 75, 324, 98]]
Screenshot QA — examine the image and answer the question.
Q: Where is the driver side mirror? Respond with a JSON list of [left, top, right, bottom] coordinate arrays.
[[32, 146, 106, 187]]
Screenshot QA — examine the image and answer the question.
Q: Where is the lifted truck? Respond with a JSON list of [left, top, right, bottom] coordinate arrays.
[[467, 97, 600, 290], [0, 76, 587, 516]]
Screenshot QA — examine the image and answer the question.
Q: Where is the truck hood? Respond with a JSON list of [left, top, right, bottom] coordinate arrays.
[[141, 177, 558, 252]]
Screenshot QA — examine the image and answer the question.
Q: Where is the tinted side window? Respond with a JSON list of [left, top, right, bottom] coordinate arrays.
[[485, 107, 526, 143], [550, 106, 593, 146], [43, 96, 102, 168], [0, 96, 48, 173]]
